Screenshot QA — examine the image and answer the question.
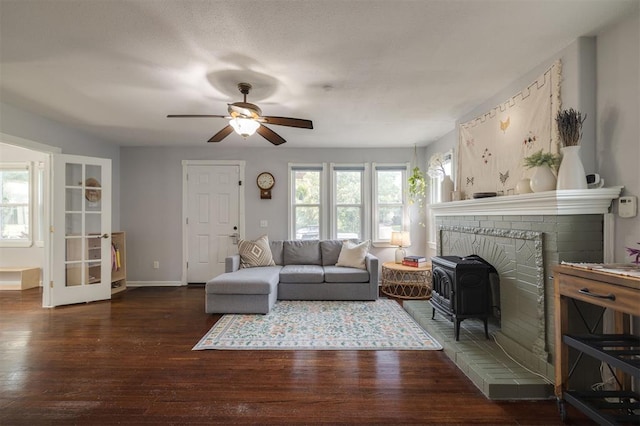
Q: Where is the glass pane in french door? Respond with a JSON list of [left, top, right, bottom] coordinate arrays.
[[64, 163, 103, 287]]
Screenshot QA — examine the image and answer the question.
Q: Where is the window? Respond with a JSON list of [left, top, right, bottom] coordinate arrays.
[[373, 164, 408, 243], [289, 162, 407, 243], [427, 150, 454, 245], [331, 164, 367, 240], [0, 162, 32, 247], [290, 165, 324, 240]]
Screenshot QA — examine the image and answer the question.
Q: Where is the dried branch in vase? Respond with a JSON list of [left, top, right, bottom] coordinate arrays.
[[556, 108, 586, 147]]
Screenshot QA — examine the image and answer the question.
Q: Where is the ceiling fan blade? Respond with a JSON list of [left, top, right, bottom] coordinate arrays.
[[262, 116, 313, 129], [208, 125, 234, 142], [167, 114, 227, 118], [256, 125, 286, 145]]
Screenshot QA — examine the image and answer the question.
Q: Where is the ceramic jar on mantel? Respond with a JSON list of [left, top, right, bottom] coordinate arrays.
[[529, 165, 556, 192], [440, 175, 454, 202], [557, 145, 588, 190]]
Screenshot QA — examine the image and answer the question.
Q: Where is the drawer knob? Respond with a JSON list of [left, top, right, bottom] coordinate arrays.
[[578, 287, 616, 301]]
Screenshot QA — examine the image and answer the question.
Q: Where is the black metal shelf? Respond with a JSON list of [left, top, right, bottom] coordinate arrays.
[[564, 390, 639, 425], [563, 334, 640, 378]]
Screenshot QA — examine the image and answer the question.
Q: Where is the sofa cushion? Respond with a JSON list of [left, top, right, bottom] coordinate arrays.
[[320, 240, 343, 266], [270, 240, 284, 265], [206, 266, 281, 295], [323, 266, 370, 283], [279, 265, 324, 283], [238, 235, 275, 268], [336, 240, 370, 270], [283, 240, 322, 265]]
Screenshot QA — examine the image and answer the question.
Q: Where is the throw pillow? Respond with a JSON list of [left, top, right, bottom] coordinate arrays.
[[336, 240, 370, 270], [237, 235, 275, 268]]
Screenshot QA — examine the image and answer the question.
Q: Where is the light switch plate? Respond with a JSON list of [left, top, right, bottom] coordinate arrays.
[[260, 220, 268, 228], [619, 196, 637, 218]]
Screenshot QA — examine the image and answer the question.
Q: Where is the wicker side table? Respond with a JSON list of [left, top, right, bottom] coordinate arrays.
[[381, 261, 432, 300]]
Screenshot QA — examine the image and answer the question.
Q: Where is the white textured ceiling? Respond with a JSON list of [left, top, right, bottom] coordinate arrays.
[[0, 0, 636, 148]]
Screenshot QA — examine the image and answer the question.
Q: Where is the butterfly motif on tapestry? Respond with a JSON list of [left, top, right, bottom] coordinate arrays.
[[499, 170, 510, 186], [466, 177, 474, 186], [500, 116, 510, 133]]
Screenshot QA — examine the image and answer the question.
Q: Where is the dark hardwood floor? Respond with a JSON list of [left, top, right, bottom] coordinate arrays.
[[0, 287, 592, 425]]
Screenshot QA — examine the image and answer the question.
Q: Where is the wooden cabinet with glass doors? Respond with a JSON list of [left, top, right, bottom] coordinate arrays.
[[65, 232, 126, 295]]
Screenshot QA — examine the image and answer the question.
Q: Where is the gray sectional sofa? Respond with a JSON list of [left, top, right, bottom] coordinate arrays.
[[205, 239, 379, 314]]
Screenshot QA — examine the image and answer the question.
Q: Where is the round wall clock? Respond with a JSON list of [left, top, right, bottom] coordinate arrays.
[[257, 172, 275, 199]]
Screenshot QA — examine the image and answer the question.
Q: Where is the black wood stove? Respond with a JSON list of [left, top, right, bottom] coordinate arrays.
[[430, 255, 495, 341]]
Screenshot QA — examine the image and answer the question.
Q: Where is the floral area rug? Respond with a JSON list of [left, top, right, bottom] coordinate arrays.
[[193, 299, 442, 350]]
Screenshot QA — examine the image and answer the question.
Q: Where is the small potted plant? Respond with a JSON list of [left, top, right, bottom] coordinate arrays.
[[408, 165, 427, 208], [523, 149, 560, 192]]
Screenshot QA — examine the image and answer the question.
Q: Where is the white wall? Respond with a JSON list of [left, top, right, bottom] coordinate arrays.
[[596, 8, 640, 263], [120, 146, 427, 282]]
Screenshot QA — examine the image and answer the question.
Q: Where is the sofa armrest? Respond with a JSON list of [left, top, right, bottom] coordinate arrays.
[[225, 255, 241, 273], [365, 253, 379, 286]]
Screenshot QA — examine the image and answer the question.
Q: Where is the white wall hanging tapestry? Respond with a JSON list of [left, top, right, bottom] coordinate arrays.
[[458, 60, 562, 196]]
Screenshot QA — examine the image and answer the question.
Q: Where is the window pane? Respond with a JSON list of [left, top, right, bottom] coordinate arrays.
[[337, 206, 361, 239], [294, 171, 320, 204], [336, 171, 361, 204], [377, 170, 403, 203], [0, 168, 30, 241], [0, 169, 29, 203], [377, 206, 402, 240], [295, 206, 319, 240]]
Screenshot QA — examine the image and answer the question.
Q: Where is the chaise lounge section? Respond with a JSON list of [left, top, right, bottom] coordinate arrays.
[[205, 239, 379, 314]]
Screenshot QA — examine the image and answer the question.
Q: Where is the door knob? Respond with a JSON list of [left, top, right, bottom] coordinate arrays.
[[101, 233, 110, 239]]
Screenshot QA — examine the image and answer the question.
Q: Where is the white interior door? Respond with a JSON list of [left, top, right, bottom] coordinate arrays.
[[186, 164, 240, 283], [51, 154, 111, 306]]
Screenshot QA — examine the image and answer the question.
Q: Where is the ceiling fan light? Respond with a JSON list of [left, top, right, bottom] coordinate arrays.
[[230, 118, 260, 137]]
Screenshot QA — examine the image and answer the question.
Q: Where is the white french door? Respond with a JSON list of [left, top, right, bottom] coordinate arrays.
[[184, 162, 243, 283], [51, 154, 112, 306]]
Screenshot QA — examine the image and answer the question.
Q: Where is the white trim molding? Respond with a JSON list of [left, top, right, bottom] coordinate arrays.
[[127, 281, 184, 287], [430, 187, 623, 216]]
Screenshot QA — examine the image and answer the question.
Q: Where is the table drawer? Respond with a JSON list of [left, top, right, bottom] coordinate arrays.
[[557, 274, 640, 316]]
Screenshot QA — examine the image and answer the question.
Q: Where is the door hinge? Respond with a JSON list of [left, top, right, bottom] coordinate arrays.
[[50, 226, 54, 233], [50, 281, 54, 288], [186, 262, 188, 269], [239, 180, 242, 186]]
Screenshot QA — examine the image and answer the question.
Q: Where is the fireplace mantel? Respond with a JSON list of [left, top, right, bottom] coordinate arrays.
[[430, 187, 623, 216]]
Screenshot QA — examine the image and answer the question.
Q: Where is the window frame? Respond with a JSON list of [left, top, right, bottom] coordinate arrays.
[[372, 162, 409, 246], [426, 149, 454, 246], [329, 163, 369, 241], [0, 161, 33, 247], [288, 163, 327, 240]]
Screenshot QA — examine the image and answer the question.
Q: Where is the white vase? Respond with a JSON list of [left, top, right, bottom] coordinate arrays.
[[530, 166, 556, 192], [557, 146, 587, 190], [516, 178, 533, 195], [440, 175, 454, 202]]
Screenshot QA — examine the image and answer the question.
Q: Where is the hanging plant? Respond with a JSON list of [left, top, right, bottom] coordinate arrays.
[[408, 165, 427, 206], [408, 145, 427, 207]]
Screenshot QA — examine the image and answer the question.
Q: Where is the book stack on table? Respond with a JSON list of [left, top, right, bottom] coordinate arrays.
[[402, 256, 428, 267]]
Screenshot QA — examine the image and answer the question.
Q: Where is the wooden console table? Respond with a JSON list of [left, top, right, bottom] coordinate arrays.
[[381, 262, 432, 300], [553, 264, 640, 424]]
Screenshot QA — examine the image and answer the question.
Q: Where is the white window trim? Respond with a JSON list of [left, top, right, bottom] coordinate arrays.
[[0, 161, 33, 247], [329, 163, 369, 241], [426, 149, 454, 246], [288, 163, 327, 240], [372, 162, 409, 247]]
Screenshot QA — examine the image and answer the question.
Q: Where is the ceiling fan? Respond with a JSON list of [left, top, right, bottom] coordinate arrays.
[[167, 83, 313, 145]]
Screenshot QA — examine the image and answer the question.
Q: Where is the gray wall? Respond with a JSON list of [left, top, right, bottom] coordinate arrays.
[[596, 9, 640, 262], [426, 10, 640, 263], [0, 102, 122, 229], [120, 146, 427, 282]]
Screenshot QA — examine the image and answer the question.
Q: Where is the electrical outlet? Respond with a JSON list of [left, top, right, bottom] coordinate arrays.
[[153, 261, 160, 269], [260, 220, 268, 228]]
